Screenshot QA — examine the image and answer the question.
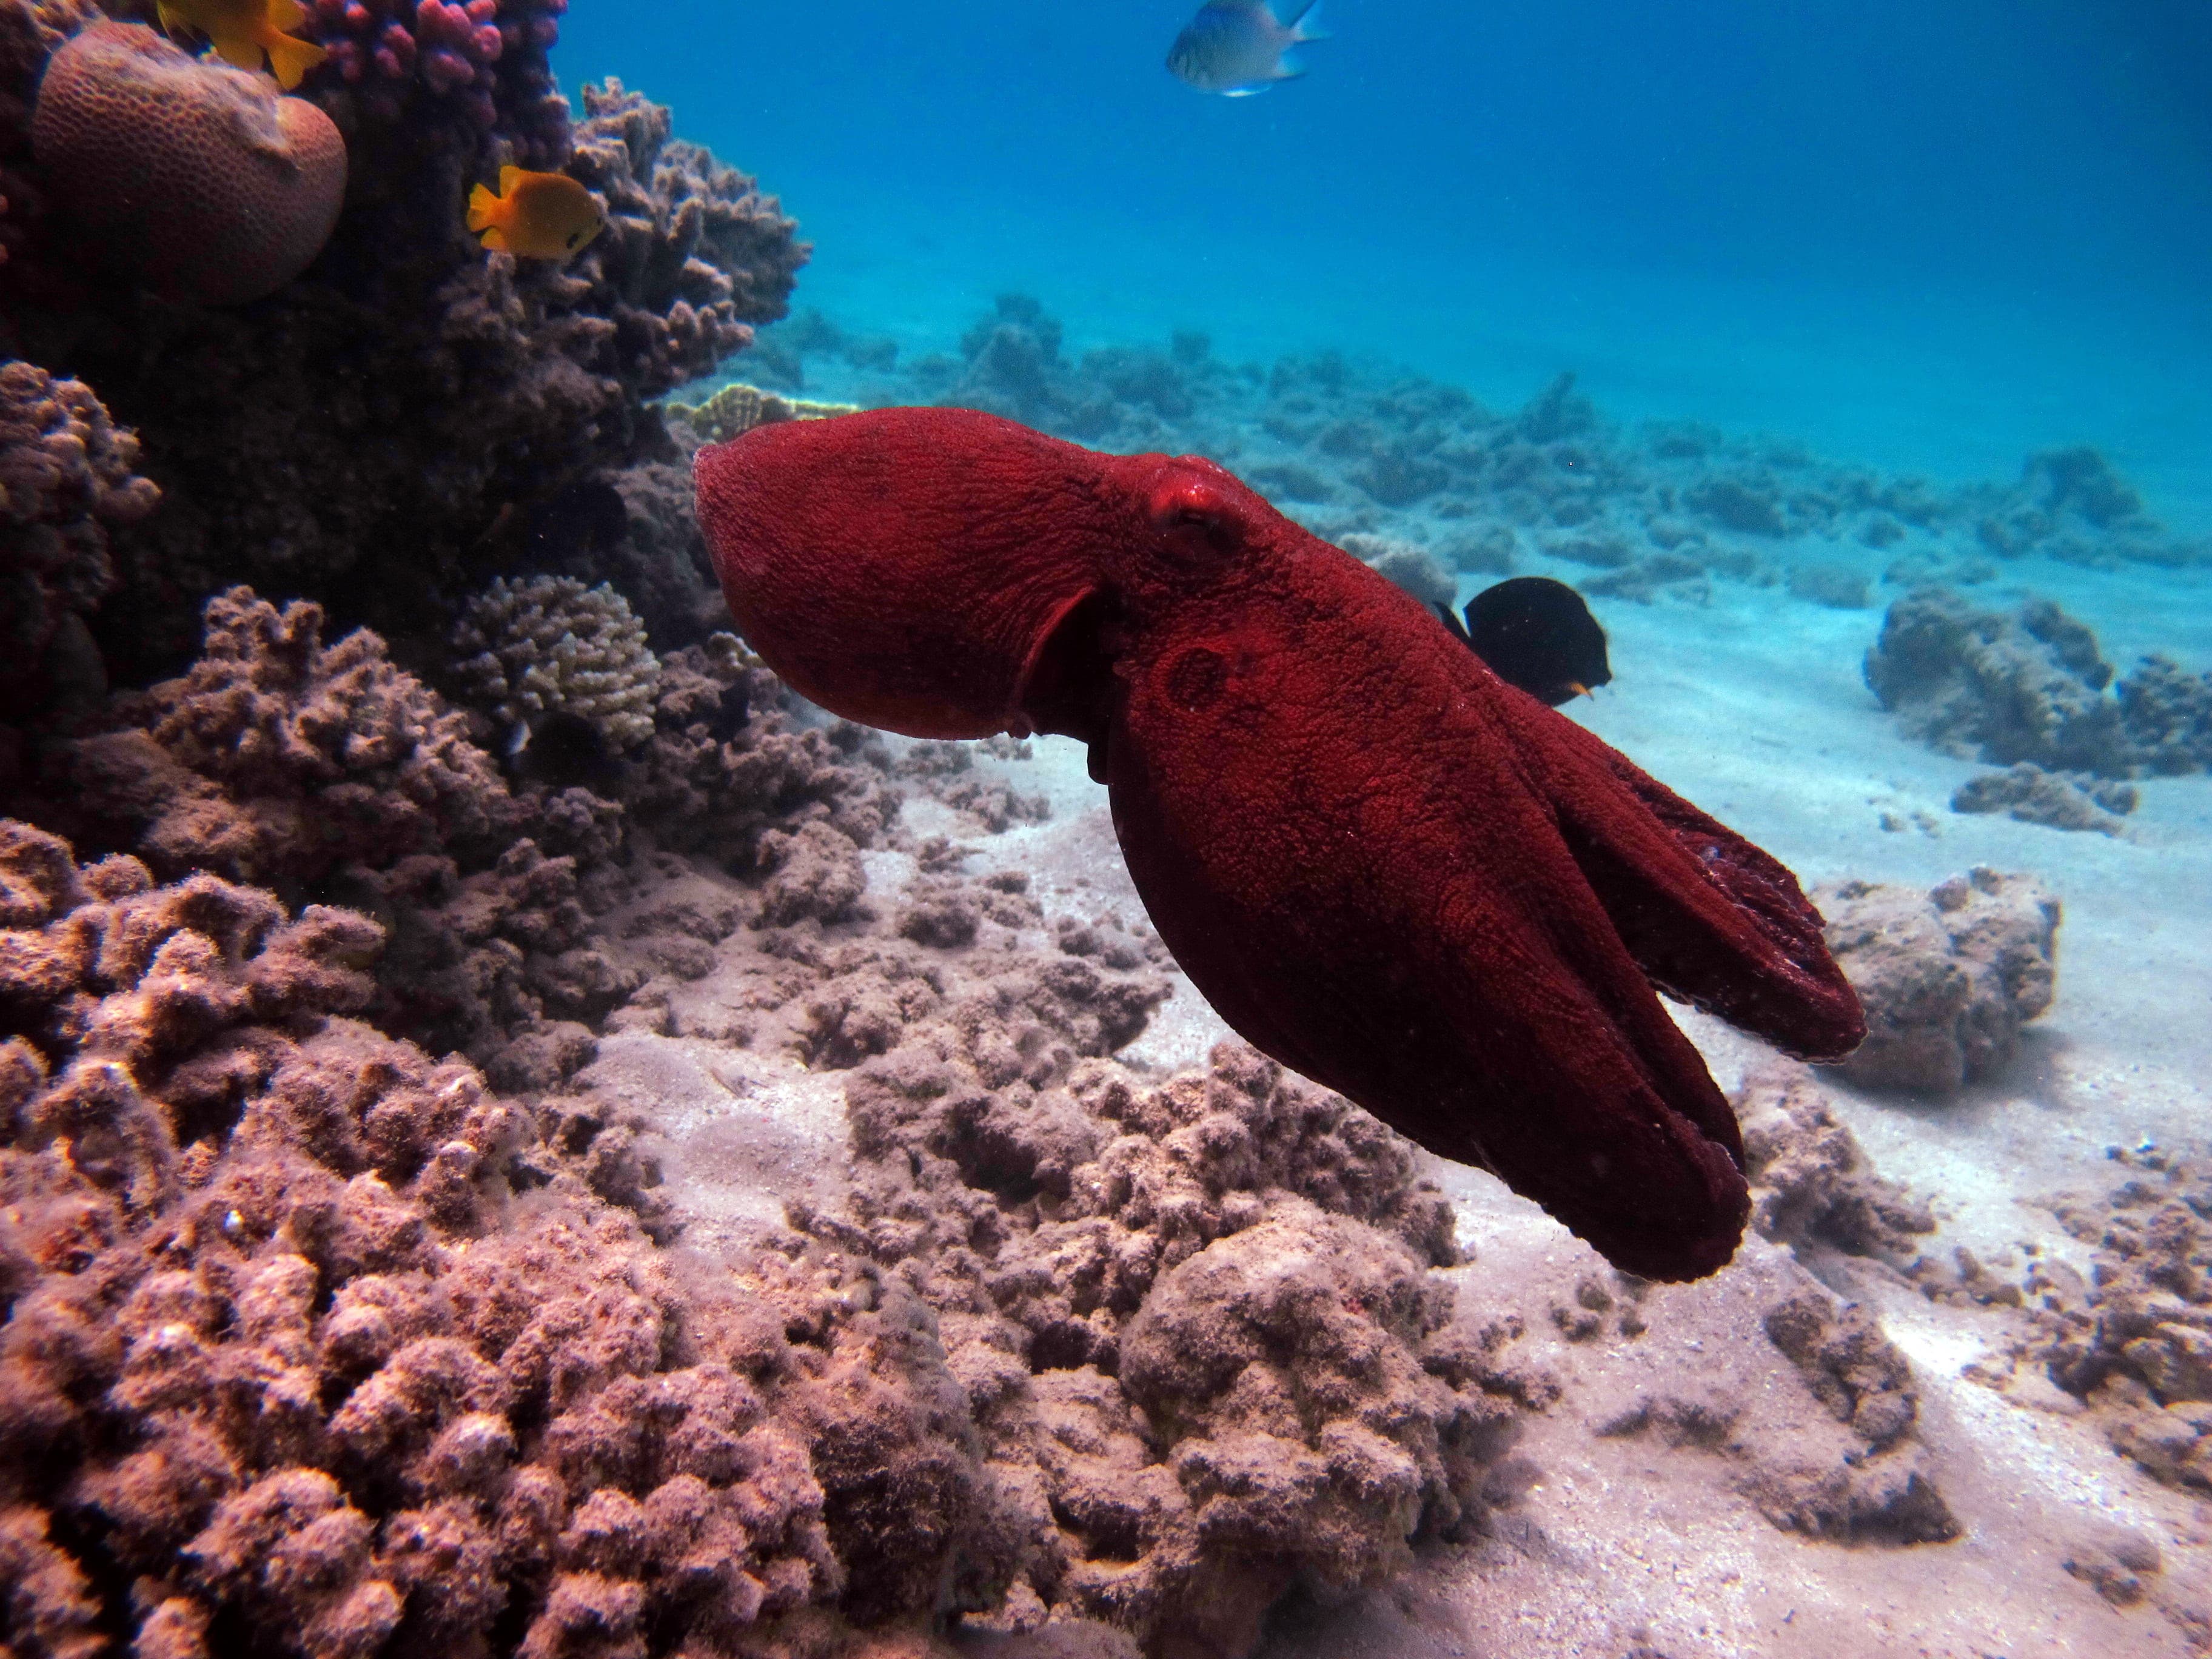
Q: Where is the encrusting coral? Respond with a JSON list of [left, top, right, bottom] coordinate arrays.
[[1813, 868, 2059, 1096], [0, 358, 158, 724], [453, 574, 664, 755], [32, 22, 347, 306]]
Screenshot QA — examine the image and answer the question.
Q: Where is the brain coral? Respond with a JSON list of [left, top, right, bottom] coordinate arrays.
[[32, 22, 346, 306]]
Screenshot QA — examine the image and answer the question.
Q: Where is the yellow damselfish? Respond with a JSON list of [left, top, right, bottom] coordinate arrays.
[[156, 0, 327, 92], [466, 167, 606, 261]]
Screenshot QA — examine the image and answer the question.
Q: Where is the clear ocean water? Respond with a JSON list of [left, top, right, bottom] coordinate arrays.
[[566, 0, 2212, 515]]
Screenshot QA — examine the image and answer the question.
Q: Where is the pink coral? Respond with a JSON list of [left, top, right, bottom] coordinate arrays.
[[303, 0, 569, 160], [0, 822, 863, 1655], [32, 23, 347, 306]]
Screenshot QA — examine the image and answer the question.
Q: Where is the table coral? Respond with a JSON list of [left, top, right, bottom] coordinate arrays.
[[32, 22, 346, 306], [0, 359, 157, 711], [454, 574, 664, 754], [1812, 868, 2059, 1096]]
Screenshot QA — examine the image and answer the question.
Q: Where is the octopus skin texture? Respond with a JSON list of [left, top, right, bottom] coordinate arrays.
[[694, 407, 1865, 1281]]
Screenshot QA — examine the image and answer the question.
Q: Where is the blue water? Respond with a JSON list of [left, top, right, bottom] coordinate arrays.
[[563, 0, 2212, 515]]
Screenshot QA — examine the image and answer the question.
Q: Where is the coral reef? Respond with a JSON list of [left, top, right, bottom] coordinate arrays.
[[0, 822, 879, 1655], [7, 40, 801, 680], [2030, 1147, 2212, 1495], [1950, 762, 2136, 835], [1812, 868, 2059, 1096], [1737, 1068, 1936, 1265], [32, 23, 346, 305], [800, 1041, 1539, 1659], [0, 359, 157, 722], [1865, 588, 2129, 776], [454, 574, 664, 754]]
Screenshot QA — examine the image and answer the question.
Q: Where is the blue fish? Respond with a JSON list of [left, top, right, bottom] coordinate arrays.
[[1165, 0, 1329, 97]]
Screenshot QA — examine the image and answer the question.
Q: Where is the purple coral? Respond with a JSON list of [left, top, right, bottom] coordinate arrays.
[[303, 0, 568, 161]]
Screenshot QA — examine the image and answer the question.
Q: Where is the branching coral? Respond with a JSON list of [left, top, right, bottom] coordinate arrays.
[[0, 358, 157, 711], [300, 0, 571, 163], [38, 587, 518, 888], [454, 574, 664, 754], [568, 79, 808, 401], [0, 822, 872, 1656], [18, 588, 640, 1074]]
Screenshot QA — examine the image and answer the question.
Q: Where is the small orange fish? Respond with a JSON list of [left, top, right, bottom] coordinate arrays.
[[156, 0, 327, 91], [466, 167, 606, 261]]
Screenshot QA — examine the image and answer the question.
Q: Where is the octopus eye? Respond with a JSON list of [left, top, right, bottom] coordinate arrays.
[[1145, 472, 1241, 557]]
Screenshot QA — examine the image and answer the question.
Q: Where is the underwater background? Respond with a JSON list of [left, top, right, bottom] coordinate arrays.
[[4, 2, 2212, 1656], [565, 0, 2212, 508]]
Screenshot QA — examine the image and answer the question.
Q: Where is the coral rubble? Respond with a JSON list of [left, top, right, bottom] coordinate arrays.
[[1812, 868, 2059, 1096]]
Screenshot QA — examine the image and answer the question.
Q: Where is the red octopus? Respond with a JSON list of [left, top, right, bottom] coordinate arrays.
[[695, 407, 1864, 1281]]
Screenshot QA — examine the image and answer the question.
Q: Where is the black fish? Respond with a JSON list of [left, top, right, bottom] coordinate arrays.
[[1436, 577, 1613, 706]]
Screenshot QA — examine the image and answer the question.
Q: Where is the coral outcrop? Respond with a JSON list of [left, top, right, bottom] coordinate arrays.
[[1738, 1068, 1936, 1266], [0, 359, 156, 721], [32, 23, 346, 305], [1748, 1290, 1958, 1543], [1812, 868, 2059, 1096], [800, 1041, 1537, 1659], [2029, 1148, 2212, 1495], [1865, 588, 2128, 776], [7, 29, 802, 680], [454, 574, 664, 755], [2117, 654, 2212, 775], [1950, 762, 2135, 835]]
